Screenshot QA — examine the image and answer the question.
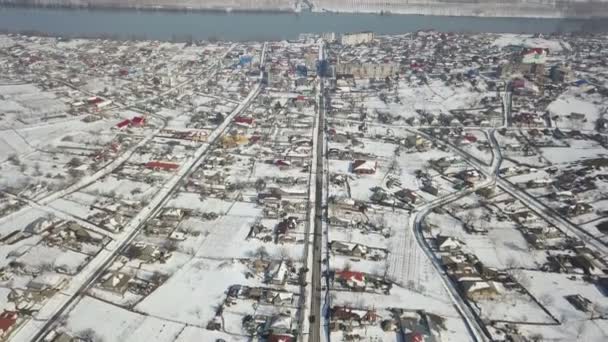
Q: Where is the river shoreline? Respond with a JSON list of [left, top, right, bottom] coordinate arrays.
[[1, 5, 607, 42], [2, 1, 608, 19], [0, 3, 295, 14]]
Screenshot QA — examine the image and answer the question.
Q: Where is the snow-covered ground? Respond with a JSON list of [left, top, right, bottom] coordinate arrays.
[[65, 296, 184, 342]]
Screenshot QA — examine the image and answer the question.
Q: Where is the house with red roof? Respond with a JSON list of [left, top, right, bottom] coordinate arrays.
[[116, 116, 146, 130], [87, 96, 104, 105], [145, 161, 179, 171], [116, 119, 131, 130], [409, 332, 425, 342], [268, 333, 294, 342], [335, 270, 366, 290], [351, 159, 377, 175], [131, 116, 146, 127], [331, 306, 378, 325], [463, 133, 477, 143], [234, 116, 255, 127], [521, 47, 549, 65], [274, 159, 291, 168], [0, 311, 18, 338]]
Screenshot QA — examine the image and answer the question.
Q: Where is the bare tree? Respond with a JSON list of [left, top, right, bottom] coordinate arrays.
[[461, 211, 480, 228], [149, 271, 166, 285], [254, 246, 269, 260], [530, 333, 543, 342], [67, 157, 83, 168], [8, 154, 20, 165], [68, 168, 84, 179], [78, 328, 104, 342]]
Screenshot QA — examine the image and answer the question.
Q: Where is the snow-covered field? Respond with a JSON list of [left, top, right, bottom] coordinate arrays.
[[66, 296, 184, 342]]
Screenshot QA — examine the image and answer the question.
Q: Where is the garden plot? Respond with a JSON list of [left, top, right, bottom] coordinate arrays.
[[328, 216, 392, 276], [541, 139, 607, 165], [59, 191, 133, 219], [186, 208, 302, 260], [350, 138, 396, 159], [368, 79, 492, 121], [18, 117, 112, 148], [88, 285, 144, 308], [251, 161, 308, 179], [0, 84, 69, 125], [65, 296, 183, 342], [165, 113, 195, 130], [122, 149, 163, 165], [502, 150, 548, 169], [0, 206, 49, 238], [568, 199, 608, 226], [0, 194, 24, 219], [383, 212, 445, 297], [152, 137, 200, 151], [329, 227, 389, 250], [492, 34, 569, 51], [547, 89, 606, 132], [121, 250, 193, 278], [168, 194, 232, 213], [396, 148, 461, 195], [0, 288, 15, 311], [331, 287, 467, 334], [329, 159, 382, 202], [16, 244, 89, 274], [49, 197, 103, 219], [474, 288, 555, 324], [470, 225, 546, 269], [221, 300, 296, 336], [212, 153, 257, 182], [1, 151, 83, 198], [0, 130, 35, 160], [0, 97, 27, 119], [135, 258, 260, 327], [517, 318, 608, 342], [582, 220, 608, 241], [523, 270, 608, 321], [506, 168, 554, 185], [425, 208, 546, 270], [83, 175, 158, 201]]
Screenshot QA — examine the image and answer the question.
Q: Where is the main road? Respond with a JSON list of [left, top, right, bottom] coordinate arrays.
[[11, 42, 267, 342], [406, 125, 502, 342], [308, 41, 325, 342], [408, 145, 499, 342]]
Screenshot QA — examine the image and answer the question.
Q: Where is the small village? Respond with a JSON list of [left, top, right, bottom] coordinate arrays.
[[0, 28, 607, 342]]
